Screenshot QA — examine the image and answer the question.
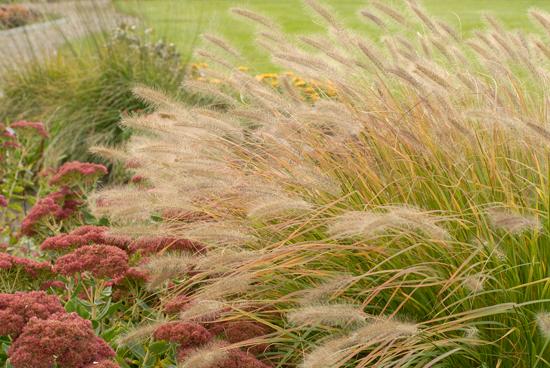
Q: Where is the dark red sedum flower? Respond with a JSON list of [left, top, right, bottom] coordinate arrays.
[[108, 267, 149, 286], [208, 321, 269, 355], [53, 245, 129, 279], [49, 161, 108, 186], [8, 312, 115, 368], [0, 253, 52, 277], [10, 121, 48, 138], [153, 321, 212, 349], [163, 295, 191, 314], [20, 187, 81, 236], [177, 347, 271, 368], [0, 291, 65, 338], [41, 226, 131, 252]]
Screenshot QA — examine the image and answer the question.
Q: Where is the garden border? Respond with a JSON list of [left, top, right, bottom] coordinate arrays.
[[0, 17, 67, 37]]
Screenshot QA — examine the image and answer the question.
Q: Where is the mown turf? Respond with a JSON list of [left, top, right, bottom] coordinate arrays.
[[114, 0, 550, 70]]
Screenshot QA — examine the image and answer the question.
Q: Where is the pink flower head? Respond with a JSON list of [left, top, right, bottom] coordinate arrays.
[[20, 187, 81, 236], [130, 175, 144, 183], [125, 158, 141, 169], [108, 267, 149, 286], [0, 253, 52, 278], [53, 245, 129, 279], [40, 225, 131, 253], [10, 121, 48, 138], [2, 128, 16, 139], [2, 140, 20, 149], [164, 295, 191, 314], [129, 236, 206, 255], [41, 233, 94, 252], [177, 347, 271, 368], [153, 322, 212, 349], [49, 161, 108, 186], [208, 321, 269, 355], [0, 291, 65, 338], [218, 350, 272, 368], [0, 194, 7, 207], [71, 225, 109, 236], [8, 312, 115, 368]]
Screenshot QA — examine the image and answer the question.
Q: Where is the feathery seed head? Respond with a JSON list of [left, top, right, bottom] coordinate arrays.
[[328, 206, 448, 240], [287, 304, 367, 327], [463, 273, 487, 293], [536, 312, 550, 339], [197, 272, 256, 300], [143, 253, 197, 290], [298, 274, 356, 305], [487, 207, 541, 233], [177, 342, 229, 368], [180, 299, 228, 322], [247, 197, 312, 220]]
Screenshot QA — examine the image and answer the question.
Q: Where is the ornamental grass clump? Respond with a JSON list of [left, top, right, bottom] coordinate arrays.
[[93, 1, 549, 366]]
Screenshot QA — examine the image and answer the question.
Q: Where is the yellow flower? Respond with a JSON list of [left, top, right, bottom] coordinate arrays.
[[255, 73, 279, 81], [293, 78, 306, 87]]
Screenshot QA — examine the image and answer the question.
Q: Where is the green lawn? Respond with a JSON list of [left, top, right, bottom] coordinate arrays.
[[115, 0, 550, 71]]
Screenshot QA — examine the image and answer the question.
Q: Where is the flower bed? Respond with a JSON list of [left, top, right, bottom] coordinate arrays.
[[0, 4, 42, 30]]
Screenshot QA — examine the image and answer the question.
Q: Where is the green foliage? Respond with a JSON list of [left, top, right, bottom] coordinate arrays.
[[0, 122, 48, 245], [0, 24, 187, 177]]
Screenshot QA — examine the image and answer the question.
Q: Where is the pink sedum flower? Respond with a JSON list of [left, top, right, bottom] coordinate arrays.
[[208, 321, 269, 355], [0, 291, 65, 338], [49, 161, 108, 186], [177, 347, 271, 368], [0, 253, 52, 277], [2, 140, 21, 149], [41, 226, 131, 252], [53, 245, 129, 279], [153, 321, 212, 349], [218, 350, 272, 368], [163, 295, 191, 314], [8, 312, 115, 368], [0, 194, 7, 207], [20, 187, 81, 236], [10, 121, 48, 138], [108, 267, 149, 286], [130, 175, 144, 183]]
